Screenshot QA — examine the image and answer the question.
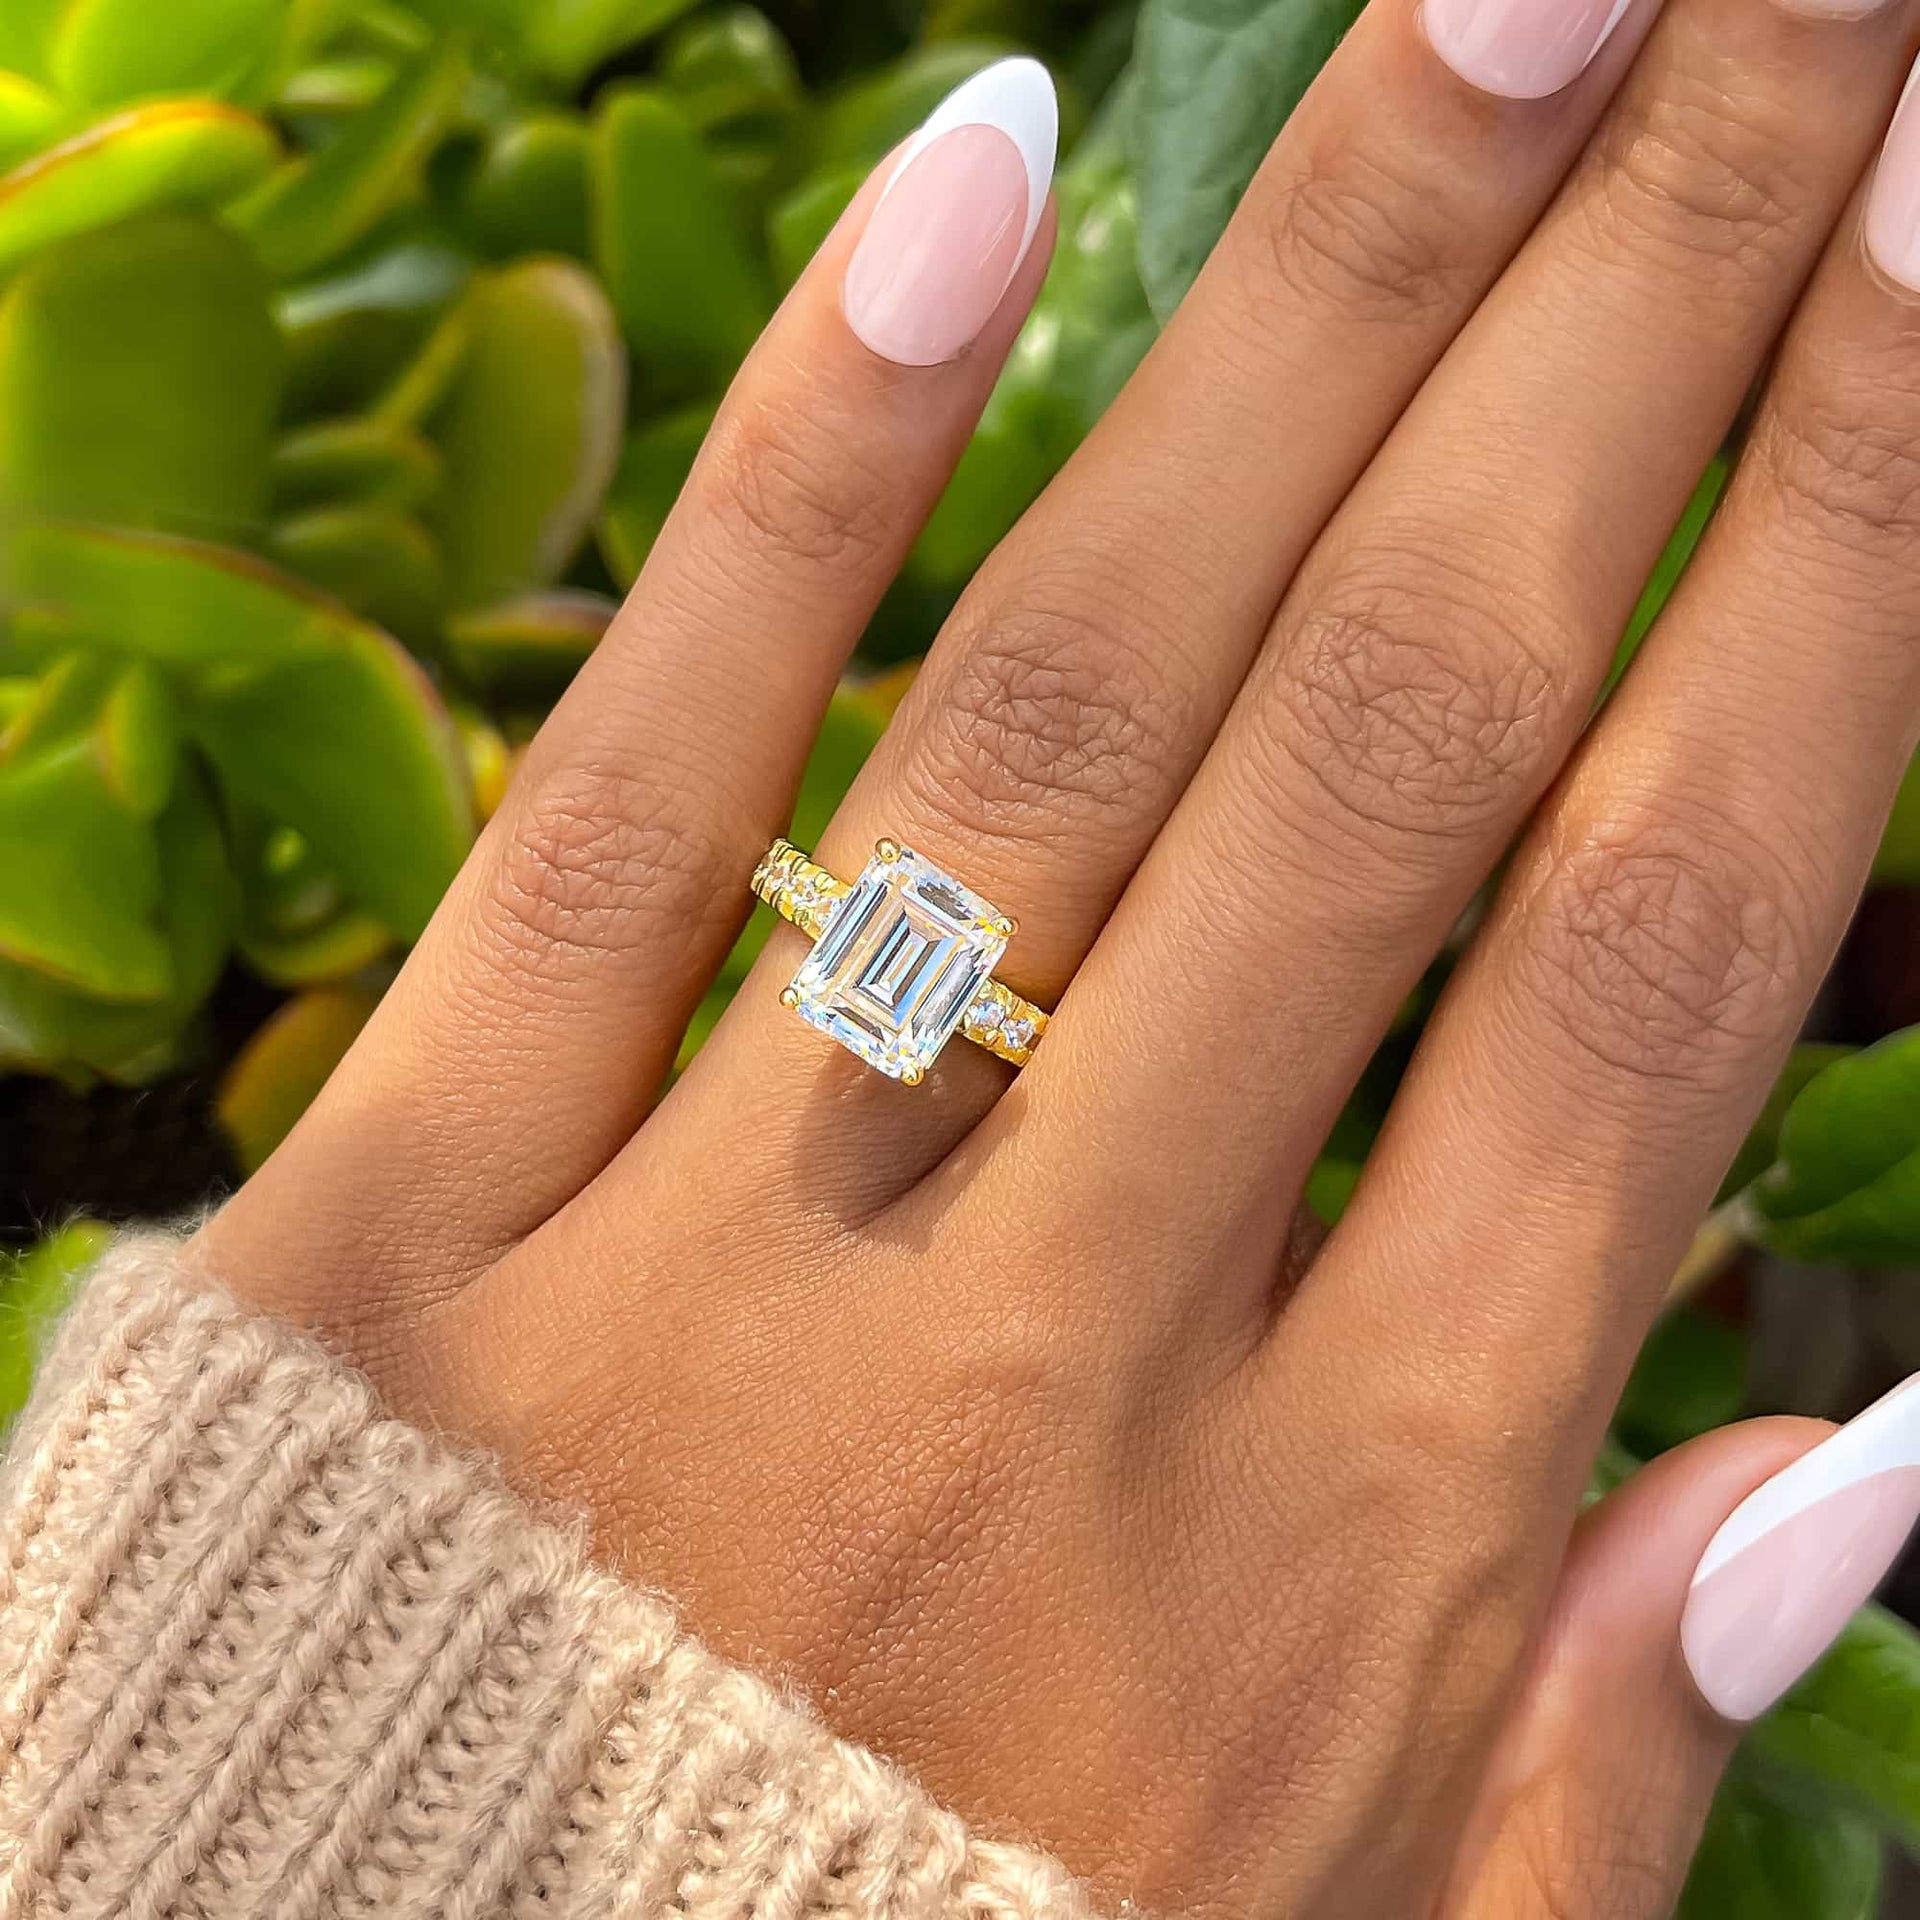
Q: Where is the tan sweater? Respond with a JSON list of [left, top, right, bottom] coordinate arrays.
[[0, 1236, 1091, 1920]]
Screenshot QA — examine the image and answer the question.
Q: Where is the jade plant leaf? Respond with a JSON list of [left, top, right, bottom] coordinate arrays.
[[0, 0, 65, 82], [233, 33, 469, 281], [1719, 1043, 1856, 1206], [270, 416, 442, 516], [1749, 1026, 1920, 1266], [1875, 750, 1920, 885], [0, 100, 278, 274], [427, 257, 626, 609], [767, 165, 865, 289], [443, 589, 615, 706], [267, 505, 444, 645], [1133, 0, 1367, 321], [50, 0, 284, 109], [598, 403, 712, 587], [592, 86, 769, 394], [521, 0, 703, 90], [0, 1220, 113, 1431], [229, 808, 391, 985], [0, 755, 234, 1082], [217, 982, 382, 1174], [0, 212, 281, 540], [1678, 1758, 1880, 1920], [465, 113, 592, 263], [1614, 1307, 1747, 1459], [10, 522, 473, 941], [0, 74, 63, 174], [812, 41, 1008, 170], [1747, 1605, 1920, 1852]]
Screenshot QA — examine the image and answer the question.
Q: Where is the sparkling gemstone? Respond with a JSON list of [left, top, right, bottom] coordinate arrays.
[[786, 845, 1010, 1081]]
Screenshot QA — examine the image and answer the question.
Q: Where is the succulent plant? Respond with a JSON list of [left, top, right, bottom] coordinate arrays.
[[1, 2, 1918, 1910]]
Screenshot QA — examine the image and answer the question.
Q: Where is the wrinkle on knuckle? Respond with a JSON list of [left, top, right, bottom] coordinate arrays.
[[1243, 147, 1474, 333], [1264, 567, 1562, 852], [1515, 822, 1805, 1088], [1750, 392, 1920, 558], [1579, 74, 1806, 283], [698, 393, 895, 575], [485, 766, 734, 971], [907, 598, 1190, 849]]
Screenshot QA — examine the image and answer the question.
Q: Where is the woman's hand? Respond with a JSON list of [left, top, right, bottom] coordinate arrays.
[[203, 3, 1920, 1912]]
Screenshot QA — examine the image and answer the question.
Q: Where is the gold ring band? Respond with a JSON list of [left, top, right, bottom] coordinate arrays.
[[752, 838, 1049, 1082]]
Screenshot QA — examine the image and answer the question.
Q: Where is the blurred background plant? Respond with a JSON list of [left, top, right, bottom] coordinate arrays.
[[0, 0, 1916, 1909]]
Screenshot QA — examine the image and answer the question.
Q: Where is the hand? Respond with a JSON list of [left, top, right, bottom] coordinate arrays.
[[202, 4, 1920, 1913]]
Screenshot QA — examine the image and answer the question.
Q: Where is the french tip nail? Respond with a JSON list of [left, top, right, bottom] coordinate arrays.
[[1682, 1375, 1920, 1723]]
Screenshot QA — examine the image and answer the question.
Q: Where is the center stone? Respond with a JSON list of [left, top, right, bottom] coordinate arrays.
[[786, 844, 1010, 1082]]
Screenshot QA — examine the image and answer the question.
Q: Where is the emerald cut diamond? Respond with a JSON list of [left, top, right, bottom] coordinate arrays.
[[785, 844, 1010, 1083]]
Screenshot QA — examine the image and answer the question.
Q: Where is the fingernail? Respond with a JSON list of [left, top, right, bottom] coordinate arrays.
[[1866, 58, 1920, 294], [842, 57, 1057, 367], [1682, 1376, 1920, 1723], [1422, 0, 1633, 99]]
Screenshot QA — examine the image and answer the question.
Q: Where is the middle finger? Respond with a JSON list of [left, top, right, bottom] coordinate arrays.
[[1044, 0, 1916, 1292]]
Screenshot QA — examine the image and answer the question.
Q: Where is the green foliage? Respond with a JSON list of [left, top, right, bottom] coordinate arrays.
[[2, 8, 1918, 1908], [0, 1220, 112, 1430]]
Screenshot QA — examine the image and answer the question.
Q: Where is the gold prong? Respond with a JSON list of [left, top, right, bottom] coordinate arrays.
[[993, 915, 1017, 939], [901, 1064, 926, 1087], [875, 837, 901, 862], [779, 987, 801, 1010]]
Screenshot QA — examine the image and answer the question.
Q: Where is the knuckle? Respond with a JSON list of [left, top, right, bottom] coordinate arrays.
[[1581, 72, 1807, 280], [485, 764, 735, 970], [1245, 147, 1474, 330], [1750, 389, 1920, 556], [906, 591, 1191, 850], [1516, 820, 1807, 1087], [1263, 560, 1563, 851], [698, 391, 896, 575]]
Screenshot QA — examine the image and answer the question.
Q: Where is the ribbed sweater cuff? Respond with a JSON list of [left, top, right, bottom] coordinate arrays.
[[0, 1234, 1093, 1920]]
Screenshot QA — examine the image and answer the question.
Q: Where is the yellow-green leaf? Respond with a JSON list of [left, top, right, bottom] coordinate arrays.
[[217, 983, 381, 1174], [51, 0, 283, 109], [0, 99, 277, 274], [444, 589, 614, 705]]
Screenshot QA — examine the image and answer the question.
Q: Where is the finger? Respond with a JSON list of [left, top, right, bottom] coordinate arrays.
[[1289, 118, 1920, 1709], [1045, 0, 1917, 1291], [206, 64, 1060, 1328], [1440, 1419, 1830, 1920], [660, 0, 1673, 1206]]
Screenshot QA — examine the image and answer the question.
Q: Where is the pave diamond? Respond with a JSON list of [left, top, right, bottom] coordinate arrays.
[[785, 844, 1010, 1082]]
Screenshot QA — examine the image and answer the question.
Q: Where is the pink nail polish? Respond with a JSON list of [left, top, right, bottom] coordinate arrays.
[[842, 59, 1056, 368], [1421, 0, 1633, 99], [1866, 58, 1920, 294], [1683, 1377, 1920, 1723]]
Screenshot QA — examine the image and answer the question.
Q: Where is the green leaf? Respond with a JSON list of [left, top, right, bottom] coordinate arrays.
[[230, 811, 391, 985], [216, 983, 381, 1174], [1679, 1759, 1880, 1919], [767, 164, 865, 290], [660, 8, 801, 137], [1614, 1307, 1747, 1458], [270, 415, 442, 515], [1875, 750, 1920, 886], [0, 754, 234, 1082], [597, 403, 712, 587], [465, 112, 591, 262], [1750, 1027, 1920, 1266], [427, 257, 625, 609], [232, 34, 468, 281], [0, 653, 175, 1000], [1133, 0, 1364, 322], [50, 0, 283, 108], [0, 99, 277, 275], [0, 211, 281, 540], [0, 0, 65, 83], [267, 505, 444, 645], [443, 589, 613, 705], [812, 40, 1009, 171], [1608, 454, 1733, 695], [1720, 1044, 1856, 1206], [1, 1221, 113, 1432], [1747, 1606, 1920, 1852], [521, 0, 703, 90], [0, 74, 64, 173], [10, 522, 473, 941], [592, 86, 769, 394]]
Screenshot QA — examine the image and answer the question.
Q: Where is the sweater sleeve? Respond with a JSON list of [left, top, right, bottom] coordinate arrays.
[[0, 1234, 1095, 1920]]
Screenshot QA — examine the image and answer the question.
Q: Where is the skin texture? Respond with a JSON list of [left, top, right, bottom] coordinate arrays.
[[202, 0, 1920, 1912]]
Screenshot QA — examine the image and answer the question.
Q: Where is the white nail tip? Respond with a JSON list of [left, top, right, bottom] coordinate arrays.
[[880, 57, 1058, 261], [1691, 1373, 1920, 1587]]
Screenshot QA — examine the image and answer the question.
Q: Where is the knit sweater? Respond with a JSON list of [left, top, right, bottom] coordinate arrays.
[[0, 1235, 1091, 1920]]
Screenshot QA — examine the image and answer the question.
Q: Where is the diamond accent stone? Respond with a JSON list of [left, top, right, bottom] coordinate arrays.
[[785, 844, 1010, 1082]]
